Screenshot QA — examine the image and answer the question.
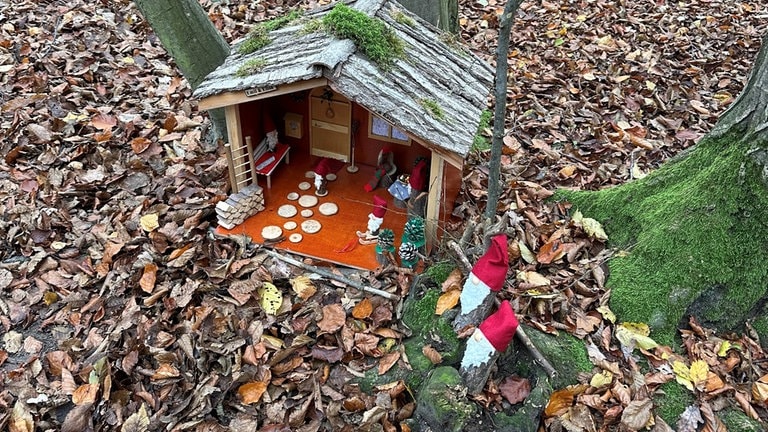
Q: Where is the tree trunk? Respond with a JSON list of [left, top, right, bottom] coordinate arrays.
[[484, 0, 524, 220], [397, 0, 459, 34], [134, 0, 229, 142], [558, 32, 768, 349]]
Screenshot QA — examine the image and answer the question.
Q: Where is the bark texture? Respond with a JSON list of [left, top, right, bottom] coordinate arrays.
[[485, 0, 524, 219], [134, 0, 229, 140], [397, 0, 459, 34], [711, 33, 768, 141]]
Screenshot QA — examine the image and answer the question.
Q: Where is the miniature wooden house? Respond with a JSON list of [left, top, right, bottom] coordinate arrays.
[[194, 0, 493, 269]]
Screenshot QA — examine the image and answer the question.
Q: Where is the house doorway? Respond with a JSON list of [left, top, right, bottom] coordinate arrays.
[[309, 87, 351, 162]]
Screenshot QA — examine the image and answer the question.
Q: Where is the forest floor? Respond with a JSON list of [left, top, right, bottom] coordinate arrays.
[[1, 0, 768, 430]]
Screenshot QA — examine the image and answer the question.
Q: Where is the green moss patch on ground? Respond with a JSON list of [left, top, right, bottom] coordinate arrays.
[[655, 381, 695, 425], [556, 136, 768, 346]]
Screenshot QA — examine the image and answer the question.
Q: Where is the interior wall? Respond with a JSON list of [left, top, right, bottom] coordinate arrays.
[[439, 161, 463, 224], [350, 103, 432, 171]]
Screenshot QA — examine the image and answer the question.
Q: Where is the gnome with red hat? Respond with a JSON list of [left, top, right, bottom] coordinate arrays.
[[313, 158, 331, 197], [459, 300, 519, 394], [357, 195, 387, 244], [453, 234, 509, 332]]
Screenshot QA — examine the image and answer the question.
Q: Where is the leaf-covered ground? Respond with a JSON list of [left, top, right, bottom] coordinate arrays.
[[1, 0, 767, 430]]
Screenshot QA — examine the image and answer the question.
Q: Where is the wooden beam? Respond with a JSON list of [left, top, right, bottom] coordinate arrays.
[[425, 154, 444, 250], [225, 105, 249, 191], [198, 78, 328, 111]]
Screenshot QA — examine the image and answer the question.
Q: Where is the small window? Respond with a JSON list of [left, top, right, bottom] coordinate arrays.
[[369, 115, 410, 145]]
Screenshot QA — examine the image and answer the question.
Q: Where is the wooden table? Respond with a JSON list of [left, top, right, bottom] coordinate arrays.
[[254, 143, 290, 189]]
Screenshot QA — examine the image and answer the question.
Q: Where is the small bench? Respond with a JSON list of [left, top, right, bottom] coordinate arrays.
[[253, 142, 290, 189]]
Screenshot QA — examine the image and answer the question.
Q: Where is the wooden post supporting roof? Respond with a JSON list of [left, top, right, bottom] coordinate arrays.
[[425, 154, 444, 250], [225, 104, 250, 191]]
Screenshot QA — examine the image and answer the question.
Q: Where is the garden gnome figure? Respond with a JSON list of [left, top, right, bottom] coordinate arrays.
[[459, 300, 519, 394], [313, 159, 330, 197], [452, 234, 509, 332], [357, 195, 387, 244]]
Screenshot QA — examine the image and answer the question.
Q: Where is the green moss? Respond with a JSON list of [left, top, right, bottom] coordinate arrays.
[[655, 381, 694, 425], [472, 110, 493, 151], [323, 3, 404, 69], [299, 18, 323, 35], [238, 9, 302, 55], [415, 366, 477, 432], [424, 261, 456, 285], [556, 135, 768, 346], [236, 58, 267, 76], [392, 9, 415, 27], [720, 407, 763, 431], [420, 98, 445, 120]]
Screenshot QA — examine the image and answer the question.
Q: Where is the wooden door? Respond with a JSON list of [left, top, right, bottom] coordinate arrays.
[[310, 88, 351, 161]]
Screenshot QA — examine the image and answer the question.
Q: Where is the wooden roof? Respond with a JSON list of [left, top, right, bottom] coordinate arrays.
[[193, 0, 494, 160]]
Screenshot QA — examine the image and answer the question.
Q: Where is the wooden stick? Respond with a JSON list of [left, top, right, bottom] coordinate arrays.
[[265, 249, 400, 301], [448, 240, 558, 379]]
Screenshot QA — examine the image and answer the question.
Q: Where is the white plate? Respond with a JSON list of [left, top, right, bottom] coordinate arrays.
[[326, 173, 337, 181], [278, 204, 297, 218], [261, 225, 283, 240], [298, 195, 318, 208], [298, 182, 311, 191], [318, 202, 338, 216], [287, 192, 299, 200], [289, 233, 303, 243], [283, 221, 297, 230], [301, 209, 313, 218], [301, 219, 321, 234], [305, 171, 315, 179]]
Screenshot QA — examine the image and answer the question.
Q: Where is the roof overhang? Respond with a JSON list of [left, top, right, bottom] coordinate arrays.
[[198, 77, 328, 111]]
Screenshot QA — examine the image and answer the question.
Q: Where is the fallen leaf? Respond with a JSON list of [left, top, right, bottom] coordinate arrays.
[[353, 298, 373, 319], [615, 322, 658, 351], [290, 275, 316, 300], [151, 363, 180, 380], [72, 383, 99, 405], [751, 373, 768, 403], [120, 404, 150, 432], [317, 304, 346, 334], [689, 360, 708, 390], [435, 288, 460, 315], [620, 398, 653, 430], [422, 345, 442, 365], [139, 263, 157, 293], [139, 213, 159, 232], [130, 137, 152, 154], [499, 375, 530, 405], [258, 282, 283, 315], [9, 400, 34, 432], [441, 268, 463, 292], [516, 270, 550, 287], [590, 370, 613, 388], [238, 381, 268, 405], [544, 387, 575, 417], [378, 351, 400, 375], [536, 239, 566, 264], [673, 360, 693, 391]]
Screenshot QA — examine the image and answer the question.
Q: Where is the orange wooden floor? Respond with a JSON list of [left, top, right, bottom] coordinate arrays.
[[215, 151, 409, 270]]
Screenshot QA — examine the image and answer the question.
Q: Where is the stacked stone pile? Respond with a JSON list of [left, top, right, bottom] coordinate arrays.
[[215, 184, 265, 229]]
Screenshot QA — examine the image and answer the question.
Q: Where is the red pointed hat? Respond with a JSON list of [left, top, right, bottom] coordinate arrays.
[[409, 158, 428, 191], [372, 195, 387, 218], [314, 158, 331, 176], [478, 300, 519, 351], [470, 234, 508, 292]]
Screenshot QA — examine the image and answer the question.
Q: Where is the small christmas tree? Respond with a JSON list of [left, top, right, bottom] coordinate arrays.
[[375, 229, 395, 266], [398, 241, 419, 269], [402, 217, 425, 248]]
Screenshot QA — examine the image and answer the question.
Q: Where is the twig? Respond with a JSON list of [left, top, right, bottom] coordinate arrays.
[[448, 239, 558, 379], [265, 249, 399, 301]]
